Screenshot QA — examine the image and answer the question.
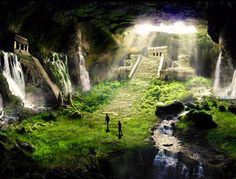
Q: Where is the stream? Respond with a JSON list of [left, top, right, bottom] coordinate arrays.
[[152, 115, 205, 179], [104, 112, 229, 179]]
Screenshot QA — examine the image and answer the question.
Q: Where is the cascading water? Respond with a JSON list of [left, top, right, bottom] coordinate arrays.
[[153, 115, 206, 179], [230, 70, 236, 97], [0, 93, 3, 118], [157, 55, 164, 78], [213, 52, 236, 98], [0, 50, 26, 103], [78, 47, 91, 92], [51, 53, 72, 96], [213, 52, 222, 94]]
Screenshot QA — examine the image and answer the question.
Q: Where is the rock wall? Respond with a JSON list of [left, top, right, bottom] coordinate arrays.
[[207, 2, 236, 66]]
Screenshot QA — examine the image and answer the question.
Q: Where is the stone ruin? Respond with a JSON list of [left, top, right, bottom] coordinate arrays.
[[116, 45, 194, 80], [148, 46, 168, 59], [14, 34, 29, 55], [160, 54, 195, 81]]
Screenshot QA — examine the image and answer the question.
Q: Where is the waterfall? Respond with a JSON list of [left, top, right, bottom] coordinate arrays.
[[213, 52, 222, 94], [157, 55, 164, 78], [153, 115, 206, 178], [154, 149, 180, 178], [51, 53, 72, 96], [78, 47, 91, 92], [213, 52, 236, 99], [0, 93, 3, 118], [0, 94, 3, 110], [195, 162, 205, 179], [230, 70, 236, 97], [0, 51, 26, 103]]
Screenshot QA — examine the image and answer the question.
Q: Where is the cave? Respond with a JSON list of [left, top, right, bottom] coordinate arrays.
[[1, 1, 236, 179]]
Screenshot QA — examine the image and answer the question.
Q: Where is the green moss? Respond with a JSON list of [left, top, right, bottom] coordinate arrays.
[[186, 76, 212, 88], [176, 96, 236, 159], [4, 78, 157, 169], [141, 79, 191, 111], [72, 80, 124, 113], [4, 77, 221, 170], [208, 111, 236, 158]]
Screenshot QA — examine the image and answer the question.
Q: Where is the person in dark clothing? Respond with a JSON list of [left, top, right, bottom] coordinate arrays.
[[105, 113, 110, 132], [118, 120, 122, 138]]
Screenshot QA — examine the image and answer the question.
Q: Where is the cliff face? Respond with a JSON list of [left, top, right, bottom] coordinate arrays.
[[207, 2, 236, 65], [0, 1, 235, 84]]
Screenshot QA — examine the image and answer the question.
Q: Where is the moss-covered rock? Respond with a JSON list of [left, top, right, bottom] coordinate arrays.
[[184, 110, 217, 129], [0, 73, 11, 102], [155, 101, 185, 117]]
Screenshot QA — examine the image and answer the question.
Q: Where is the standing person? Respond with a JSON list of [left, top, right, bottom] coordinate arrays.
[[118, 120, 122, 138], [105, 113, 110, 132]]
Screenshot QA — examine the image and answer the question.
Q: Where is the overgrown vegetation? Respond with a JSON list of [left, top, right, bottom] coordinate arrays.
[[3, 76, 236, 172], [140, 79, 191, 114], [2, 79, 156, 170], [72, 80, 124, 113], [176, 97, 236, 158], [208, 111, 236, 158]]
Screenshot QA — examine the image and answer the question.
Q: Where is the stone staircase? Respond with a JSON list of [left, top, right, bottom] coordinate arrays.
[[133, 56, 158, 80], [100, 55, 160, 117]]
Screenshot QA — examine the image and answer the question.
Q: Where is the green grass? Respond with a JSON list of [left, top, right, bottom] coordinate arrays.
[[6, 76, 233, 171], [176, 96, 236, 159], [73, 80, 124, 112], [208, 111, 236, 158], [140, 79, 191, 113], [4, 79, 157, 170]]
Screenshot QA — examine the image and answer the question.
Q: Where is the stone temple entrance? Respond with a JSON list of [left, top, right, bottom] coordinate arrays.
[[117, 45, 194, 81]]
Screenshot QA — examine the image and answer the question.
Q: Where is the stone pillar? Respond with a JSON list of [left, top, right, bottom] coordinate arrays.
[[14, 41, 17, 49], [26, 45, 29, 52], [19, 43, 22, 50]]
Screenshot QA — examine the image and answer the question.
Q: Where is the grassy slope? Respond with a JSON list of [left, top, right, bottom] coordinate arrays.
[[208, 111, 236, 158], [5, 76, 225, 170], [5, 79, 158, 170]]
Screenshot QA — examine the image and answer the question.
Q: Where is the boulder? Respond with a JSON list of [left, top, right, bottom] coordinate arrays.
[[228, 106, 236, 114], [16, 141, 35, 152], [184, 102, 196, 111], [185, 110, 217, 129], [219, 105, 226, 112], [155, 101, 185, 117]]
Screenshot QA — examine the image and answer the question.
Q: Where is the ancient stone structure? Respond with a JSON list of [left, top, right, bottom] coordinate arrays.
[[14, 34, 29, 54], [148, 46, 167, 59], [160, 54, 195, 81]]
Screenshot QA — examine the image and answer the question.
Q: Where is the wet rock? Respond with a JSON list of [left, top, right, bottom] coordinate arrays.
[[16, 141, 35, 152], [17, 126, 26, 134], [155, 101, 185, 118], [218, 105, 226, 112], [228, 105, 236, 114], [184, 102, 196, 111], [185, 110, 217, 129]]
